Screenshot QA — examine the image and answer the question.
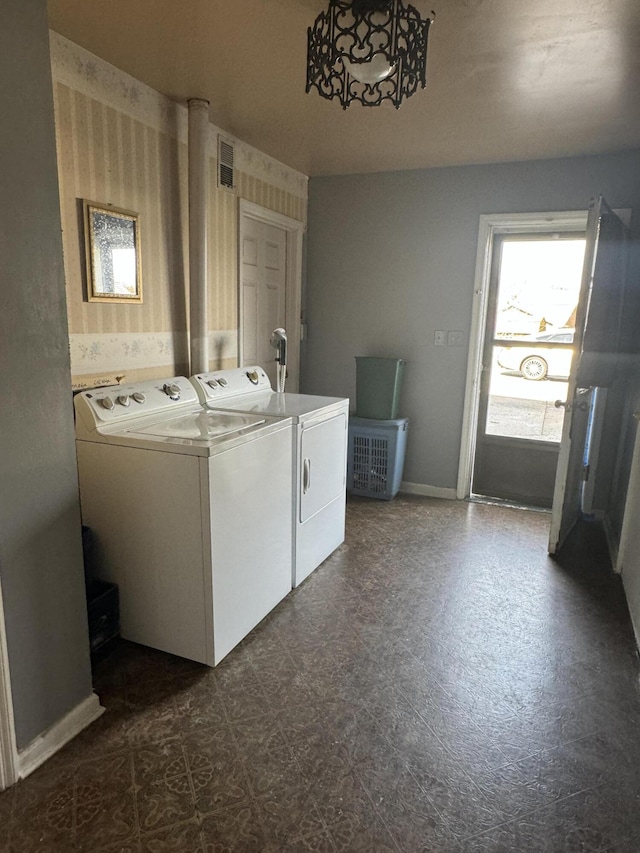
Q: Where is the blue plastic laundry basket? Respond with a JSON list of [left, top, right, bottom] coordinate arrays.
[[347, 416, 409, 500]]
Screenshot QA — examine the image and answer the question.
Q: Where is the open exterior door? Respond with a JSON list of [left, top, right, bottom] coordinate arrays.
[[618, 414, 640, 644], [548, 197, 630, 554]]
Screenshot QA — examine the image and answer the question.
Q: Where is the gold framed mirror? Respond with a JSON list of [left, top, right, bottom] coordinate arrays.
[[83, 201, 142, 303]]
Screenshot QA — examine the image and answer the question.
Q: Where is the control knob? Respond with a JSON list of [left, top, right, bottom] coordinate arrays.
[[163, 383, 181, 401], [116, 395, 130, 407], [132, 392, 145, 404], [246, 370, 259, 385], [100, 396, 115, 410], [218, 377, 228, 387], [207, 379, 218, 388]]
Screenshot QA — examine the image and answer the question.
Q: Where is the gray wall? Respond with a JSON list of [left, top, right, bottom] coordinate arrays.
[[303, 152, 640, 490], [0, 0, 93, 749]]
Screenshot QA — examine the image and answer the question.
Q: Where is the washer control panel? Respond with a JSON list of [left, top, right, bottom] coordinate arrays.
[[75, 376, 199, 435]]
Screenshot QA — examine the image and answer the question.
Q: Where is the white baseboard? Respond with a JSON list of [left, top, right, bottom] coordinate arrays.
[[400, 481, 457, 500], [17, 693, 104, 780]]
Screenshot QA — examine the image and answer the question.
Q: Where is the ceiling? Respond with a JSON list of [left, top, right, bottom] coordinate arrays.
[[46, 0, 640, 177]]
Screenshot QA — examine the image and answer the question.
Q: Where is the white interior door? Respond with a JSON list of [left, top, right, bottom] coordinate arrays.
[[239, 215, 287, 388], [238, 201, 305, 392], [548, 197, 629, 553]]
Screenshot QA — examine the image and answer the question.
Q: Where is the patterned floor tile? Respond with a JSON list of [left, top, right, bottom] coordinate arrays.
[[263, 828, 337, 852], [139, 818, 202, 853], [372, 795, 458, 853], [182, 727, 250, 815], [8, 814, 75, 853], [3, 498, 640, 853], [312, 765, 375, 830], [135, 774, 196, 835], [256, 784, 324, 847], [74, 790, 138, 851], [0, 789, 12, 849], [132, 739, 188, 787], [329, 815, 399, 853], [200, 801, 268, 852]]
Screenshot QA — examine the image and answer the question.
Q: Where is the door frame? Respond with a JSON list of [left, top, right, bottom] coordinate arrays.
[[0, 578, 18, 790], [237, 200, 306, 392], [457, 210, 589, 500]]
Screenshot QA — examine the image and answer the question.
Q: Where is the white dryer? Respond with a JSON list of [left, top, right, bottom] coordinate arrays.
[[190, 366, 348, 587], [74, 376, 293, 666]]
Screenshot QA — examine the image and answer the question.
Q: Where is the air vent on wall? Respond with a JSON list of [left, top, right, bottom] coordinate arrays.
[[217, 136, 235, 191]]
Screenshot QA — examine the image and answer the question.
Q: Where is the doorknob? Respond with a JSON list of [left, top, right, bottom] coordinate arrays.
[[555, 400, 588, 412]]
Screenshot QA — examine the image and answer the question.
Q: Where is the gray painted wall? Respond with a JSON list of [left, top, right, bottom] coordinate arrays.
[[303, 152, 640, 490], [0, 0, 93, 749]]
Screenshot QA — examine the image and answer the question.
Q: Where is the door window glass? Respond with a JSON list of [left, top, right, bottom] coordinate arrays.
[[486, 239, 585, 442]]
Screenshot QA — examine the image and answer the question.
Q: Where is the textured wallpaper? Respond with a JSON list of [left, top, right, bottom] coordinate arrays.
[[50, 33, 307, 388]]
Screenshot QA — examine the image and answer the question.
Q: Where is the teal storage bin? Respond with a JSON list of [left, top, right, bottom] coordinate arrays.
[[355, 357, 406, 420], [348, 416, 409, 500]]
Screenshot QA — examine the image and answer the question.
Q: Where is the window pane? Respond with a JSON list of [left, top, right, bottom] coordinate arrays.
[[493, 240, 585, 340], [486, 345, 569, 442]]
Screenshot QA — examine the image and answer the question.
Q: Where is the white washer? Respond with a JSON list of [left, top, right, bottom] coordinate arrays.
[[74, 376, 293, 666], [190, 366, 348, 587]]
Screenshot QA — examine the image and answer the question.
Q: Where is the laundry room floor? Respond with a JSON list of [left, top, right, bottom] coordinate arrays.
[[2, 495, 640, 852]]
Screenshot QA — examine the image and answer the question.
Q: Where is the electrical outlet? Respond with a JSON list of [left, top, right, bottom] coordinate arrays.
[[434, 330, 446, 346], [447, 330, 465, 347]]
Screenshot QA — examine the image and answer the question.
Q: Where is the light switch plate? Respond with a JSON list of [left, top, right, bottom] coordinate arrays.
[[434, 330, 446, 346], [447, 330, 465, 347]]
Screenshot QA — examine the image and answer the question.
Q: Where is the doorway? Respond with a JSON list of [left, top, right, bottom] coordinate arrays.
[[238, 201, 305, 392], [473, 234, 586, 506], [458, 211, 589, 504]]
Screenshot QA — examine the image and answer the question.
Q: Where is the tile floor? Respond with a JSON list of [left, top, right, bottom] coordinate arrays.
[[2, 495, 640, 852]]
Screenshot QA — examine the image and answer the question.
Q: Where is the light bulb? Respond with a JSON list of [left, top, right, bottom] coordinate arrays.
[[343, 53, 396, 85]]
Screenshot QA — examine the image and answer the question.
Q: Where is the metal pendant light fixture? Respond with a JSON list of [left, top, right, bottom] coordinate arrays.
[[306, 0, 434, 109]]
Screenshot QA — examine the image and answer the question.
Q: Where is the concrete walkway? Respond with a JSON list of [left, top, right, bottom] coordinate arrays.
[[487, 394, 565, 441], [486, 368, 568, 442]]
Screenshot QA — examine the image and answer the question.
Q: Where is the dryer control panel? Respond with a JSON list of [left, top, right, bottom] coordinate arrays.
[[191, 366, 272, 404]]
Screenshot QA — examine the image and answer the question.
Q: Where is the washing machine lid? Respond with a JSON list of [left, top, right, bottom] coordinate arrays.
[[131, 410, 266, 441], [208, 390, 348, 423], [86, 408, 289, 456], [114, 409, 283, 455]]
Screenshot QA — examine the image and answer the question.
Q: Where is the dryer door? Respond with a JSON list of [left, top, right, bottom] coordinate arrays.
[[299, 413, 347, 523]]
